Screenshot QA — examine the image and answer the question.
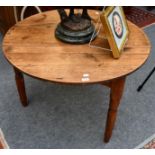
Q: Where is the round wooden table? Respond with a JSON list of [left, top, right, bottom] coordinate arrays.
[[2, 10, 151, 143]]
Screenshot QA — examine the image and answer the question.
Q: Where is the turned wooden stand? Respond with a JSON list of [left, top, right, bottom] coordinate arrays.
[[2, 10, 150, 143]]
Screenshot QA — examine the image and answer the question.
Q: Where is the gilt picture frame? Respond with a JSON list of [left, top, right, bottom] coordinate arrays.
[[100, 6, 129, 58]]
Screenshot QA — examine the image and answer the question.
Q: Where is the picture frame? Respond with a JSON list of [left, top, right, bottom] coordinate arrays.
[[100, 6, 129, 58]]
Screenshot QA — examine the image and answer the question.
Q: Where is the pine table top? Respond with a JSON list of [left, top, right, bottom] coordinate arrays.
[[2, 10, 151, 84]]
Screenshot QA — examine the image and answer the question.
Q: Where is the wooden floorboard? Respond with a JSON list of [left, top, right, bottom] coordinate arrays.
[[0, 141, 4, 149]]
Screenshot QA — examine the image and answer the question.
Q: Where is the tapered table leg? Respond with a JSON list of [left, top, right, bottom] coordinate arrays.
[[14, 67, 28, 107], [103, 76, 126, 143]]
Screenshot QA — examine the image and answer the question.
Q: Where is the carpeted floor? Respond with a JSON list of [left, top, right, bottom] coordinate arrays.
[[0, 24, 155, 149], [124, 7, 155, 27], [135, 133, 155, 149], [0, 128, 9, 149]]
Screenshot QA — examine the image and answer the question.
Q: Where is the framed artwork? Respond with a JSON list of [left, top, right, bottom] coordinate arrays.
[[100, 6, 129, 58]]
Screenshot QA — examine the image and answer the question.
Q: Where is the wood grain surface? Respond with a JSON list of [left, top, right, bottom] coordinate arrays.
[[2, 10, 151, 84]]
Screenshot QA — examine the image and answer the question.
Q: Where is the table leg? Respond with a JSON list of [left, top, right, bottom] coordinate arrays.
[[14, 67, 28, 107], [103, 76, 126, 143]]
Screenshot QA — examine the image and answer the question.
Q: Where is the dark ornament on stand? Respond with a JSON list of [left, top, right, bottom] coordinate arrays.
[[55, 8, 96, 44]]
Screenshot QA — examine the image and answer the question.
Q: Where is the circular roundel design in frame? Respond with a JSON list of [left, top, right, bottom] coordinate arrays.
[[112, 11, 124, 39]]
